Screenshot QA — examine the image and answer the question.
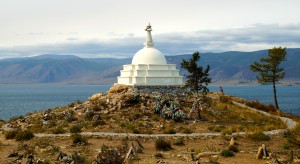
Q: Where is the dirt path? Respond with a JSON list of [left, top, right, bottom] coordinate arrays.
[[32, 129, 287, 138]]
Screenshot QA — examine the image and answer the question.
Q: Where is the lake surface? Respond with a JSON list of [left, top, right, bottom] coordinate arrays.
[[0, 85, 299, 120], [209, 85, 300, 116], [0, 85, 111, 120]]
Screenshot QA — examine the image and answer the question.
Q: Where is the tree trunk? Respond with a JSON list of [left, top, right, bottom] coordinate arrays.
[[197, 107, 201, 119], [272, 80, 279, 109]]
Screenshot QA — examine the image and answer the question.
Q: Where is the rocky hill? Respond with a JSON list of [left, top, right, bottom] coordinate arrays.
[[1, 85, 299, 163]]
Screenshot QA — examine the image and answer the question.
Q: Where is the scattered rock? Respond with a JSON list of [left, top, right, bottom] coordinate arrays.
[[62, 156, 73, 163], [117, 101, 122, 110], [197, 152, 219, 158], [180, 155, 190, 161], [270, 157, 281, 164], [7, 152, 19, 158], [256, 144, 269, 159], [90, 93, 103, 101], [56, 151, 68, 161], [229, 137, 235, 146], [92, 114, 101, 121], [108, 84, 129, 93], [155, 152, 163, 158]]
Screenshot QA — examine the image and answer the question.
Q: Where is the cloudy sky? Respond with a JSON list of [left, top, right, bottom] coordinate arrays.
[[1, 0, 300, 59]]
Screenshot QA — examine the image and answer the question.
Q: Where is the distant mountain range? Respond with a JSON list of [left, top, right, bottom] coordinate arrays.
[[0, 48, 299, 85]]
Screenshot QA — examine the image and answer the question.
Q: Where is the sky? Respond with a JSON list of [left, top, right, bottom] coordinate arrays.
[[1, 0, 300, 59]]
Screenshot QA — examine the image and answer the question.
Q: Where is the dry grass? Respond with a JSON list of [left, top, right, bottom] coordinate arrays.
[[245, 100, 277, 114]]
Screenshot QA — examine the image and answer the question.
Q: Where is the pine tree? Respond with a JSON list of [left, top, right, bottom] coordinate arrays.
[[250, 47, 287, 109], [181, 51, 211, 93]]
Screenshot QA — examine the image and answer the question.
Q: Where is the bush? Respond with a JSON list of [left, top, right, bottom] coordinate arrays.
[[173, 138, 185, 146], [84, 110, 95, 120], [248, 132, 270, 141], [70, 125, 82, 133], [15, 130, 34, 141], [228, 145, 238, 152], [282, 143, 291, 150], [52, 126, 66, 134], [155, 138, 172, 151], [92, 120, 105, 127], [219, 95, 231, 103], [132, 129, 140, 134], [287, 137, 300, 146], [96, 145, 125, 163], [220, 149, 234, 157], [5, 130, 18, 139], [9, 115, 24, 122], [72, 152, 86, 163], [182, 128, 193, 134], [163, 128, 176, 134], [246, 100, 277, 113], [72, 134, 88, 145], [221, 127, 236, 135], [123, 123, 139, 134], [208, 125, 224, 132]]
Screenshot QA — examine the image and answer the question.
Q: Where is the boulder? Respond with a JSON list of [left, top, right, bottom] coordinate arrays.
[[229, 137, 235, 146], [90, 93, 103, 101], [117, 101, 122, 110], [7, 152, 19, 158], [108, 84, 129, 93], [92, 114, 101, 121]]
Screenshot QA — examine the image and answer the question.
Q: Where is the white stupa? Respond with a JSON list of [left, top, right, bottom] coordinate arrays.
[[117, 23, 183, 86]]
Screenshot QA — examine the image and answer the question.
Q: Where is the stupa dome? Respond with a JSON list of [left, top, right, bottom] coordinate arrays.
[[117, 23, 183, 87], [132, 47, 167, 64], [131, 23, 167, 65]]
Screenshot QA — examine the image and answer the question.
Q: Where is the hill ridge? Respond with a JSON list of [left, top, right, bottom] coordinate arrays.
[[0, 48, 299, 84]]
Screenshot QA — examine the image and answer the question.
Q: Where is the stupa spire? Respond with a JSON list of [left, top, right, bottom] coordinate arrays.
[[144, 23, 154, 47]]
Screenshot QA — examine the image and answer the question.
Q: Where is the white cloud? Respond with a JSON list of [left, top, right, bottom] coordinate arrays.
[[0, 23, 300, 59]]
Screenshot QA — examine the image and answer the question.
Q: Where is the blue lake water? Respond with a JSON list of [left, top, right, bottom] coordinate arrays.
[[0, 85, 299, 120]]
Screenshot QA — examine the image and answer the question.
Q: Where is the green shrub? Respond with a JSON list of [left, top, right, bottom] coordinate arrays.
[[65, 111, 77, 122], [208, 125, 224, 132], [84, 110, 95, 120], [9, 115, 24, 122], [72, 152, 86, 163], [123, 123, 139, 134], [287, 137, 300, 146], [52, 126, 66, 134], [4, 130, 18, 139], [221, 127, 236, 135], [220, 149, 234, 157], [72, 134, 88, 145], [155, 138, 172, 151], [219, 95, 231, 103], [92, 120, 105, 127], [132, 129, 140, 134], [15, 130, 34, 141], [282, 143, 291, 150], [97, 145, 124, 163], [163, 128, 176, 134], [248, 132, 270, 141], [182, 128, 193, 134], [76, 100, 83, 104], [70, 125, 82, 133], [228, 145, 238, 152], [173, 138, 185, 146], [246, 100, 277, 113]]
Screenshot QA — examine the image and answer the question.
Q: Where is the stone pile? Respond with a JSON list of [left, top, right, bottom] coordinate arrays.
[[7, 152, 36, 164], [153, 94, 189, 122]]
